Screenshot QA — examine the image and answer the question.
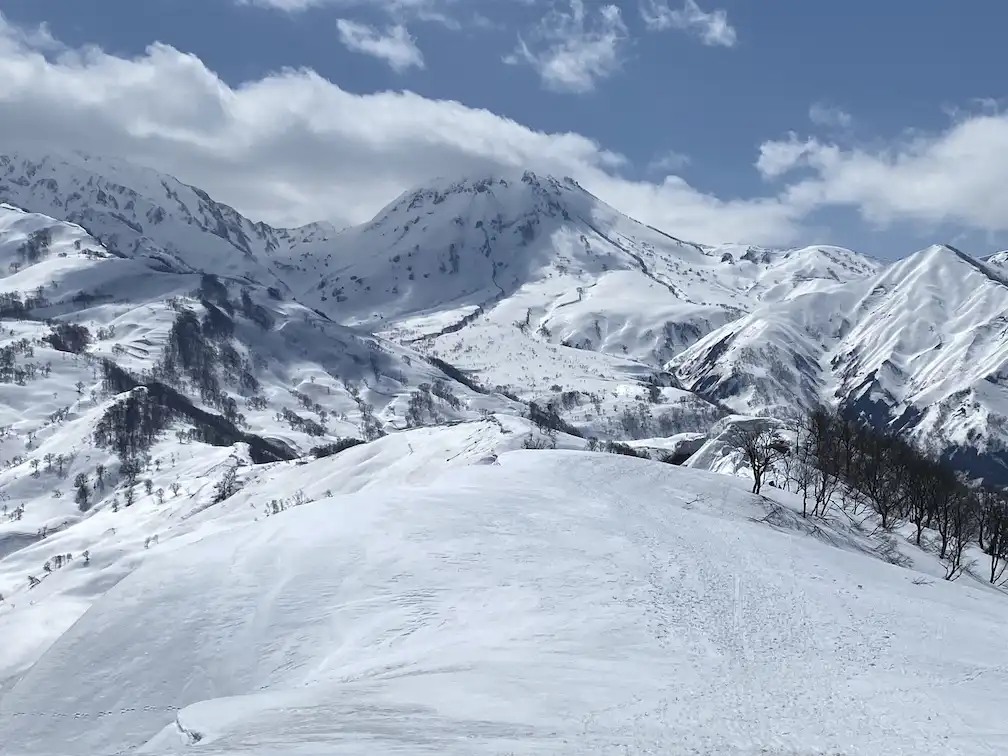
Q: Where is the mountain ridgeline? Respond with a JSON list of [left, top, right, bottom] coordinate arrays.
[[2, 148, 1008, 483]]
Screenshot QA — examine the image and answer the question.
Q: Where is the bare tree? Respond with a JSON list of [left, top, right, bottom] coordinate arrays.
[[978, 488, 1008, 584], [805, 409, 844, 518], [943, 483, 978, 581], [725, 421, 787, 495]]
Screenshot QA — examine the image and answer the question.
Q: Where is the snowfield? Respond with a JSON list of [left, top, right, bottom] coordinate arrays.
[[3, 444, 1008, 755]]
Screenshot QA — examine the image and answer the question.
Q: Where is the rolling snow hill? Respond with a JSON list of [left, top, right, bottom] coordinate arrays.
[[3, 438, 1008, 755]]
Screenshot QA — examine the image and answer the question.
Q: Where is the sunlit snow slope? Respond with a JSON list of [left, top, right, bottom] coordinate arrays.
[[1, 448, 1006, 755]]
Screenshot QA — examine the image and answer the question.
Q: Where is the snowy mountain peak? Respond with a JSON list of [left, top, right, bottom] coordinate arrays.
[[365, 170, 588, 234]]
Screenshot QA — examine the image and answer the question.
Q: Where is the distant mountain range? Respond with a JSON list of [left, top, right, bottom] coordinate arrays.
[[2, 148, 1007, 482]]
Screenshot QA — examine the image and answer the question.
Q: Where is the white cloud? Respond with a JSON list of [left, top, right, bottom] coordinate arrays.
[[8, 13, 1008, 249], [0, 13, 799, 245], [640, 0, 736, 47], [504, 0, 628, 94], [5, 19, 64, 53], [808, 103, 852, 130], [756, 135, 817, 180], [238, 0, 323, 10], [336, 19, 424, 72], [760, 115, 1008, 232], [647, 149, 690, 174]]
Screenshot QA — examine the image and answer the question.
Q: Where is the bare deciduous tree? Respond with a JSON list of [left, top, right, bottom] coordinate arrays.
[[725, 422, 787, 495]]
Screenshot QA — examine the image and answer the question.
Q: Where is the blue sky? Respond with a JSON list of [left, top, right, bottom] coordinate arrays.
[[1, 0, 1006, 258]]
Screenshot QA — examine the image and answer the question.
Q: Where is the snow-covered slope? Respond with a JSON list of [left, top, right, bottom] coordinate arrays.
[[2, 442, 1007, 755], [672, 244, 1008, 482], [0, 202, 520, 539]]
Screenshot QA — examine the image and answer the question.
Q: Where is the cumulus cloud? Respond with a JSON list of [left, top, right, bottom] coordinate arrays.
[[640, 0, 736, 47], [336, 19, 424, 71], [756, 135, 818, 180], [762, 116, 1008, 232], [4, 14, 1008, 247], [504, 0, 628, 94]]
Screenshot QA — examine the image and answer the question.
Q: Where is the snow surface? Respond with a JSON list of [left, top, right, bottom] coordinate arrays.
[[3, 439, 1008, 755]]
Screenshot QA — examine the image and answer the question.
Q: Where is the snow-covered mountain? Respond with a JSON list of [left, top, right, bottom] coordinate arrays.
[[671, 243, 1008, 482], [276, 170, 879, 359], [267, 169, 885, 442], [0, 199, 523, 521], [4, 149, 1008, 755], [6, 147, 1008, 480], [0, 150, 333, 294]]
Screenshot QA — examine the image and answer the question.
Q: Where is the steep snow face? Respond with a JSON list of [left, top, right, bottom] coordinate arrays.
[[3, 448, 1008, 755], [0, 150, 333, 292], [672, 244, 1008, 481]]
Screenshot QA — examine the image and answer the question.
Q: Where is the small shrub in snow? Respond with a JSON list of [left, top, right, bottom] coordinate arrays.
[[522, 435, 555, 450], [212, 465, 239, 504], [431, 378, 462, 409]]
